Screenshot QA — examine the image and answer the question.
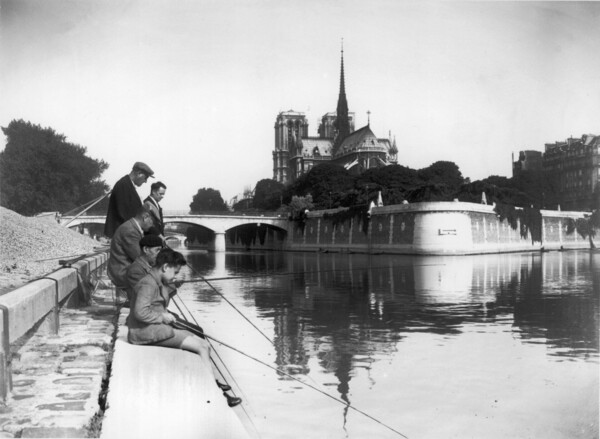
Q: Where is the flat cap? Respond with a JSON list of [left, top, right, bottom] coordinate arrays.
[[133, 162, 154, 177], [139, 234, 163, 248]]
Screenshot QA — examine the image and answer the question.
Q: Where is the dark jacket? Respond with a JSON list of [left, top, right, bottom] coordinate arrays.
[[127, 271, 176, 345], [107, 218, 143, 287], [143, 196, 164, 236], [124, 255, 153, 300], [104, 175, 142, 238]]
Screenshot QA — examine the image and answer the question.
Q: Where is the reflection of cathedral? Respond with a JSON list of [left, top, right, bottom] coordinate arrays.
[[272, 47, 398, 184]]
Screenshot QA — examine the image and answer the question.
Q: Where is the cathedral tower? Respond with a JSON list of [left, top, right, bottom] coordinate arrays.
[[333, 44, 351, 153], [273, 111, 309, 184]]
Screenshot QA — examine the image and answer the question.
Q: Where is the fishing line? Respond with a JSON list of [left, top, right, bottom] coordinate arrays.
[[176, 321, 409, 439], [166, 243, 274, 345], [174, 263, 445, 284], [170, 296, 261, 438]]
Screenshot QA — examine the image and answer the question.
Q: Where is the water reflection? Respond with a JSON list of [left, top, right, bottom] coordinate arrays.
[[185, 249, 599, 411]]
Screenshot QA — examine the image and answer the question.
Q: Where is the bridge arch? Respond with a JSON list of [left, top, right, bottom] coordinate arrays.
[[60, 214, 289, 251]]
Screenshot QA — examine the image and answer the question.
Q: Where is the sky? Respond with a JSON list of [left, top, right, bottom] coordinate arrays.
[[1, 0, 599, 211]]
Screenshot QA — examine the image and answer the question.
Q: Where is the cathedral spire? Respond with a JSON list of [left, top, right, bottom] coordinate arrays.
[[333, 40, 350, 152]]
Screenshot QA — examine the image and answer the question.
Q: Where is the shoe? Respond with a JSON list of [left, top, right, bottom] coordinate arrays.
[[225, 394, 242, 407], [216, 381, 231, 391]]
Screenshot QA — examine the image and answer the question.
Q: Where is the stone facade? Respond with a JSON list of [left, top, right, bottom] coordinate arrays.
[[513, 134, 599, 211], [543, 134, 599, 210]]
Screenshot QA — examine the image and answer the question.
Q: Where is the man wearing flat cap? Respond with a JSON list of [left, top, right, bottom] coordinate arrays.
[[104, 162, 154, 238]]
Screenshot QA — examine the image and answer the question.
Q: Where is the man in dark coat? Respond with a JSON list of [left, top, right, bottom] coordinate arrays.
[[104, 162, 154, 238]]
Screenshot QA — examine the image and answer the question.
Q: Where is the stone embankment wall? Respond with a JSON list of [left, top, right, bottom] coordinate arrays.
[[287, 201, 591, 255], [0, 251, 113, 437]]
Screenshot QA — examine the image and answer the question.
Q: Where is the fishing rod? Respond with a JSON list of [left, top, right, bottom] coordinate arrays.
[[172, 263, 446, 284], [62, 191, 112, 228], [165, 243, 274, 345], [168, 295, 262, 438], [173, 318, 409, 439], [34, 246, 110, 264], [61, 192, 111, 217]]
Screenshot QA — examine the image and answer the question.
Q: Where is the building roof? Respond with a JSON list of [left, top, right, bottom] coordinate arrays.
[[299, 138, 333, 157], [334, 125, 389, 158]]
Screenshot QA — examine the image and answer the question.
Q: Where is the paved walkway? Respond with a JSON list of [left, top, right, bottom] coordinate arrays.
[[100, 311, 250, 439], [0, 286, 118, 438]]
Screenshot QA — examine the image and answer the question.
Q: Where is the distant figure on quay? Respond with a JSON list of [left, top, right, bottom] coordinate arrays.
[[104, 162, 154, 238]]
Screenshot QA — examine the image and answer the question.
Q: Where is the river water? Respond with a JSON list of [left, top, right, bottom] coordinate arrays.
[[174, 249, 599, 439]]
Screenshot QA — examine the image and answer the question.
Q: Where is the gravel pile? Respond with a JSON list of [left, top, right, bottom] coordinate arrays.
[[0, 206, 103, 294]]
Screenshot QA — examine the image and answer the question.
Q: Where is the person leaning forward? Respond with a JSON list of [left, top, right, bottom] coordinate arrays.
[[125, 234, 163, 301], [107, 206, 154, 290], [104, 162, 154, 238]]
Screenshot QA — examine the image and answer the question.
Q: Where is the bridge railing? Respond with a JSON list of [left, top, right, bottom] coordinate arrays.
[[164, 210, 284, 217], [62, 211, 285, 218]]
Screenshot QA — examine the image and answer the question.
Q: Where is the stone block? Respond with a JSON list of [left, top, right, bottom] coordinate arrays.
[[55, 392, 90, 401], [36, 401, 85, 411], [20, 427, 85, 438]]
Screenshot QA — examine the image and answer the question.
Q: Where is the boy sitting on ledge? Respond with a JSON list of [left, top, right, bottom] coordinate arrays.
[[127, 248, 241, 407]]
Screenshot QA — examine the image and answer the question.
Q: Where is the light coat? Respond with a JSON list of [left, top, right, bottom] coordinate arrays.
[[107, 218, 143, 287], [127, 270, 176, 345]]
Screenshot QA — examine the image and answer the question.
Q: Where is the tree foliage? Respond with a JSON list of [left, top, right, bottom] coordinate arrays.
[[189, 187, 228, 213], [232, 198, 254, 212], [288, 195, 314, 220], [417, 161, 464, 191], [285, 163, 355, 209], [257, 158, 570, 215], [253, 179, 285, 210], [0, 119, 109, 216]]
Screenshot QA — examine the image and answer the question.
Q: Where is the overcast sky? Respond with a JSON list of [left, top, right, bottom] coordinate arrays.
[[1, 0, 599, 211]]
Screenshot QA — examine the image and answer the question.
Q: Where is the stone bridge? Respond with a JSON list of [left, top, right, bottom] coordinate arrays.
[[60, 214, 289, 251]]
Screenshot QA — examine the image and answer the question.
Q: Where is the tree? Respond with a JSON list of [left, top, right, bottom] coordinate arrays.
[[455, 179, 532, 206], [189, 188, 228, 213], [253, 179, 285, 210], [417, 161, 464, 192], [288, 195, 314, 220], [0, 119, 109, 216], [287, 164, 354, 209], [232, 198, 254, 212], [356, 164, 420, 205]]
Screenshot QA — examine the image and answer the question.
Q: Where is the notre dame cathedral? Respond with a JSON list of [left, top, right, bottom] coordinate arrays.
[[272, 47, 398, 184]]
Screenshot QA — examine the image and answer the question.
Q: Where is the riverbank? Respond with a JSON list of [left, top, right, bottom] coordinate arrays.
[[0, 207, 252, 438], [0, 207, 118, 437], [0, 207, 101, 295]]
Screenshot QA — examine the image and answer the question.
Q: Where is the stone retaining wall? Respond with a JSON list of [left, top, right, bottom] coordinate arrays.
[[0, 251, 109, 403], [287, 201, 592, 255]]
